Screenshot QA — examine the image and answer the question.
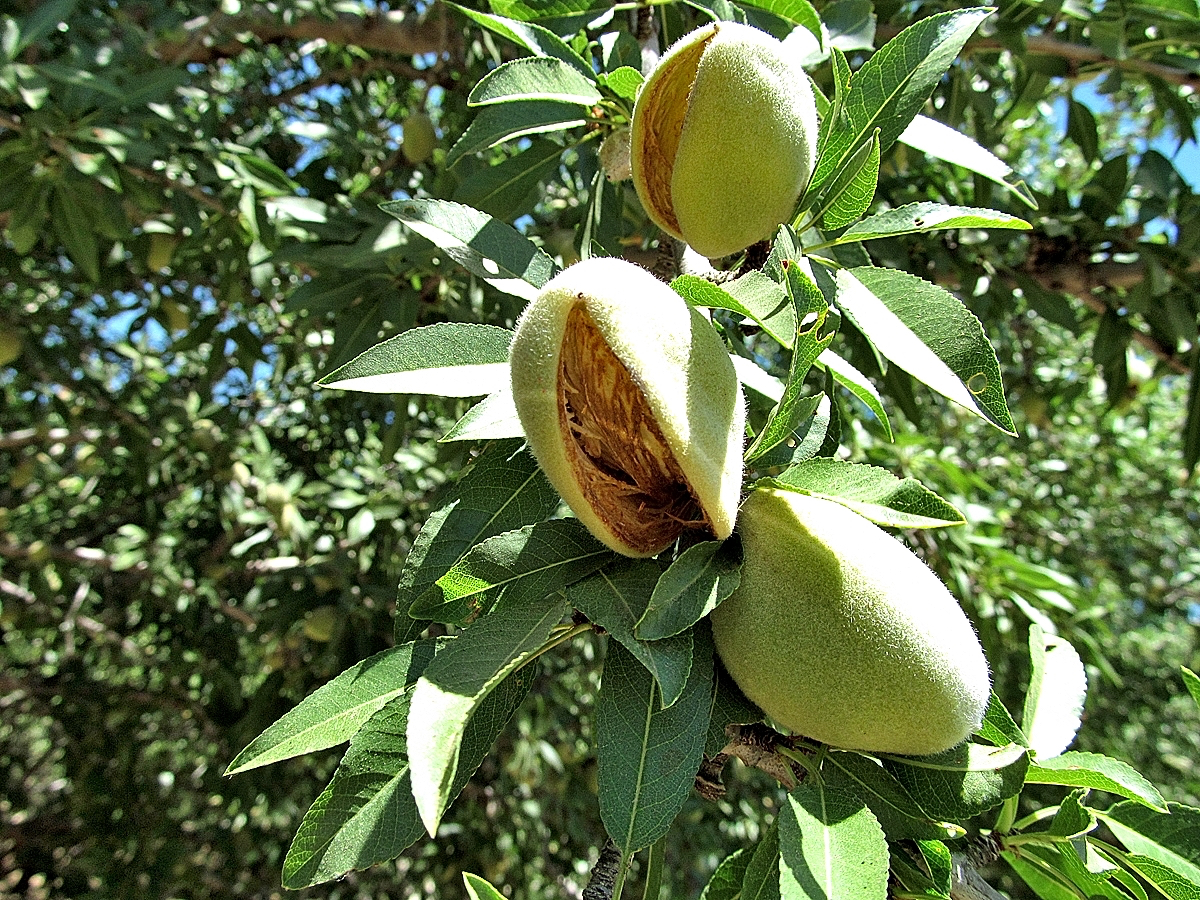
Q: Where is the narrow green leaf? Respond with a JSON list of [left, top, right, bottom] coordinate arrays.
[[1099, 802, 1200, 886], [447, 100, 588, 167], [917, 840, 954, 896], [398, 440, 559, 621], [823, 751, 960, 841], [837, 201, 1032, 244], [1117, 854, 1200, 900], [1054, 840, 1129, 900], [568, 559, 694, 708], [468, 56, 601, 107], [8, 0, 77, 58], [778, 781, 889, 900], [635, 538, 743, 640], [735, 0, 822, 34], [742, 822, 781, 900], [596, 637, 713, 852], [813, 349, 893, 441], [1184, 346, 1200, 473], [898, 116, 1036, 208], [1022, 624, 1088, 760], [881, 742, 1029, 821], [317, 323, 512, 395], [706, 654, 764, 755], [281, 663, 534, 888], [463, 872, 509, 900], [417, 519, 614, 624], [1025, 752, 1167, 811], [407, 592, 569, 835], [810, 8, 993, 191], [225, 642, 437, 775], [1048, 790, 1097, 839], [449, 3, 593, 76], [452, 139, 564, 221], [978, 690, 1029, 749], [700, 848, 752, 900], [746, 262, 833, 461], [600, 66, 644, 101], [672, 272, 796, 349], [1183, 667, 1200, 709], [732, 354, 785, 404], [440, 386, 525, 442], [381, 198, 556, 300], [52, 186, 100, 282], [1003, 848, 1083, 900], [818, 129, 880, 231], [766, 458, 965, 528], [836, 267, 1016, 434]]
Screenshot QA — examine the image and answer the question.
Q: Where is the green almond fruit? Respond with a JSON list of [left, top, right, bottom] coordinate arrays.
[[402, 111, 437, 165], [509, 257, 745, 557], [710, 487, 991, 755], [631, 22, 819, 259]]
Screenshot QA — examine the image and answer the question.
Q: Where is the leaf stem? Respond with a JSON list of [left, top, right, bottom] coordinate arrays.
[[517, 620, 593, 673]]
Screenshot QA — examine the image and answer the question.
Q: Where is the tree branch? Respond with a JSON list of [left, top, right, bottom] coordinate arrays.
[[154, 8, 453, 64], [874, 26, 1200, 90]]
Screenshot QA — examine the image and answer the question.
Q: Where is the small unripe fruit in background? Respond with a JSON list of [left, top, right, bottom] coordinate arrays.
[[631, 22, 819, 259], [0, 327, 22, 366], [402, 111, 437, 165], [710, 488, 991, 755], [509, 257, 745, 557]]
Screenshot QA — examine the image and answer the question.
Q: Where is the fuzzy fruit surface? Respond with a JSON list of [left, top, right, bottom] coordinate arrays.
[[631, 22, 818, 259], [508, 257, 745, 557], [711, 488, 991, 755]]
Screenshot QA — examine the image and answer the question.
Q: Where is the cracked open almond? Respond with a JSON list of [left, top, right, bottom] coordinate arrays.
[[509, 257, 745, 557], [631, 22, 819, 259]]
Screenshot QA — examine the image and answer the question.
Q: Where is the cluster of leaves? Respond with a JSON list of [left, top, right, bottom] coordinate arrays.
[[222, 4, 1200, 899]]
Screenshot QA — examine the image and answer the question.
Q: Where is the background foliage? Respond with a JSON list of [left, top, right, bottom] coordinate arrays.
[[1, 0, 1198, 898]]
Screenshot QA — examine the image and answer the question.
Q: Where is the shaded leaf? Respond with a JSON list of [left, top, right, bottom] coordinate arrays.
[[823, 750, 960, 841], [742, 822, 781, 900], [635, 538, 743, 641], [596, 636, 713, 851], [700, 848, 752, 900], [452, 139, 565, 221], [882, 742, 1029, 821], [447, 100, 588, 167], [226, 642, 438, 775], [818, 129, 880, 231], [977, 691, 1029, 749], [569, 559, 694, 708], [417, 519, 614, 624], [281, 663, 534, 887], [398, 440, 559, 623], [1098, 802, 1200, 884]]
